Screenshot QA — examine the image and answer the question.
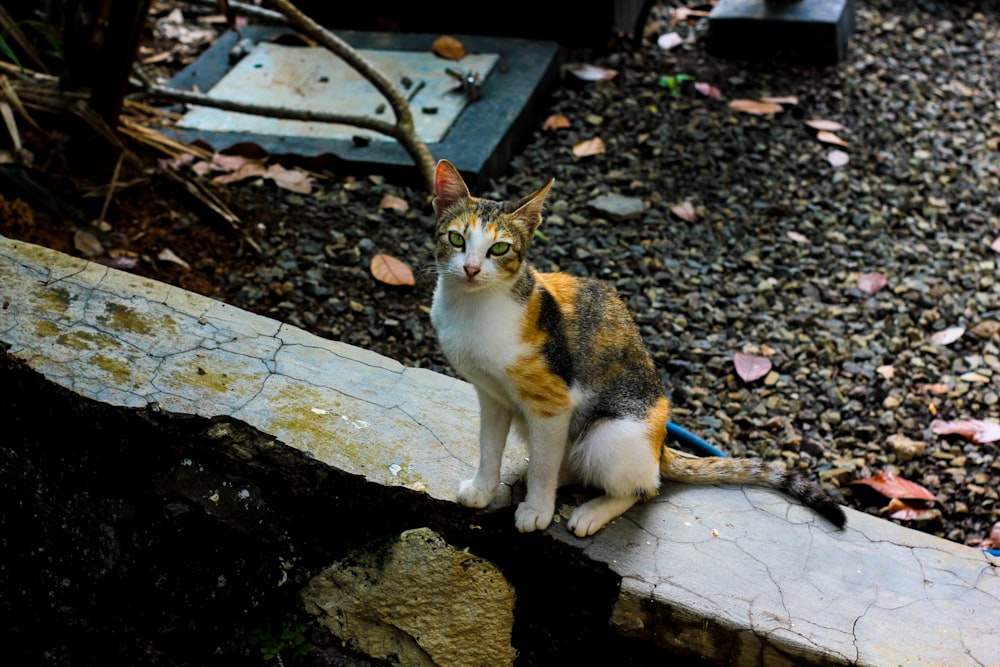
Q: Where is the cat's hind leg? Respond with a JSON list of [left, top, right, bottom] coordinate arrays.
[[457, 389, 512, 509], [566, 418, 660, 536], [567, 495, 638, 537]]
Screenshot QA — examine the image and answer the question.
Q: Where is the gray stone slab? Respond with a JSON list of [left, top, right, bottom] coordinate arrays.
[[708, 0, 856, 66], [178, 43, 499, 144], [166, 27, 559, 187], [2, 234, 998, 667]]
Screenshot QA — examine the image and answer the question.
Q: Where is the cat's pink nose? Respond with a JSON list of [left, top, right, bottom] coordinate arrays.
[[464, 264, 480, 279]]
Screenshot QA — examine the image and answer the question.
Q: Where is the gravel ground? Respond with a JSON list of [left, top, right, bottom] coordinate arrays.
[[4, 0, 999, 550]]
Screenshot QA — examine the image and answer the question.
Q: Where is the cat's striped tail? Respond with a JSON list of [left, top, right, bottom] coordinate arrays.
[[660, 448, 847, 528]]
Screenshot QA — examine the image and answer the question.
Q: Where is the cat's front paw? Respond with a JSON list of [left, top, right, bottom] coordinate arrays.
[[457, 479, 494, 508], [514, 502, 554, 533]]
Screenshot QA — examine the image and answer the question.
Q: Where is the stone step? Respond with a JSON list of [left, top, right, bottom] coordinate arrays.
[[1, 234, 997, 666]]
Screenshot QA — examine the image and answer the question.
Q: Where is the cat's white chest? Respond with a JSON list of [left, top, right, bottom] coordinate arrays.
[[430, 281, 525, 387]]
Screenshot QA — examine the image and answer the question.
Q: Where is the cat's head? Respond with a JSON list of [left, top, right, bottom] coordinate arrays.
[[432, 159, 553, 290]]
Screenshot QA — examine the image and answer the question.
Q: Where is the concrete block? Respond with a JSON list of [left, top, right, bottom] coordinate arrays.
[[708, 0, 856, 66]]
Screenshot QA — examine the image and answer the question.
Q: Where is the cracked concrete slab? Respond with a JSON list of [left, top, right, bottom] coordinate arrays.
[[2, 235, 998, 666], [0, 235, 525, 509]]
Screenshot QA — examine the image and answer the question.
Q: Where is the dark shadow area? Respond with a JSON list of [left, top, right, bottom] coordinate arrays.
[[1, 349, 711, 666]]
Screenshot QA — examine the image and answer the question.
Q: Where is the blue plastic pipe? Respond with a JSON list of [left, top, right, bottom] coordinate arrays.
[[666, 421, 728, 458]]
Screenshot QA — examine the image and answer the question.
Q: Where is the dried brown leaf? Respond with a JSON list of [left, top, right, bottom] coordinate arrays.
[[805, 119, 846, 132], [370, 253, 415, 286], [670, 201, 697, 222], [816, 130, 850, 147], [927, 326, 965, 346], [930, 418, 1000, 444], [264, 163, 313, 194], [728, 99, 784, 115], [73, 229, 104, 258], [850, 471, 938, 502], [432, 35, 466, 60], [211, 160, 267, 185], [565, 63, 618, 82], [542, 114, 571, 131], [380, 194, 409, 213], [884, 497, 938, 521], [856, 272, 887, 295], [157, 247, 190, 270], [572, 137, 606, 157], [733, 352, 772, 383]]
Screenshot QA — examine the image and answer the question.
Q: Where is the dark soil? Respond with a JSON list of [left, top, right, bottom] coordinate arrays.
[[2, 0, 999, 662]]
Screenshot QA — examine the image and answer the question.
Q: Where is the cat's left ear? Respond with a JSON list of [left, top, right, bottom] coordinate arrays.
[[433, 159, 471, 215], [512, 178, 555, 232]]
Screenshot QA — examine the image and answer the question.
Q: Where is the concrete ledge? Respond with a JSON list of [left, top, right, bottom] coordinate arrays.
[[2, 235, 998, 666]]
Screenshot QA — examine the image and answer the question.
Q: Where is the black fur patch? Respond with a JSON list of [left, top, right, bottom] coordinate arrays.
[[537, 289, 574, 385]]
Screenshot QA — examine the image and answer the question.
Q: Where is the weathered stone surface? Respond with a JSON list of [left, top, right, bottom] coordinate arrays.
[[554, 485, 1000, 666], [0, 235, 525, 510], [3, 235, 999, 667], [302, 527, 517, 667]]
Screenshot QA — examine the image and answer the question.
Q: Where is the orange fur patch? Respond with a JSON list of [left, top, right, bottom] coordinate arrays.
[[534, 272, 579, 308], [509, 352, 570, 418], [645, 396, 671, 459]]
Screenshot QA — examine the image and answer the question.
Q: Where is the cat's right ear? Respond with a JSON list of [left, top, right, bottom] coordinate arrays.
[[433, 159, 471, 215]]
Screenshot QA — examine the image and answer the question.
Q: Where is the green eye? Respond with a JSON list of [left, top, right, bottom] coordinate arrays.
[[448, 231, 464, 248], [489, 242, 510, 257]]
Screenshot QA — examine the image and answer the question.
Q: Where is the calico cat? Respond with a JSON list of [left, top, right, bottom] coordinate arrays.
[[429, 159, 846, 537]]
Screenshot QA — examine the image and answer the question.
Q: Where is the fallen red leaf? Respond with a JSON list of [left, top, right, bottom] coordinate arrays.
[[379, 194, 409, 212], [370, 253, 415, 286], [733, 352, 772, 383], [760, 95, 799, 105], [572, 137, 606, 157], [816, 130, 850, 147], [927, 326, 965, 346], [850, 471, 937, 502], [670, 201, 697, 222], [728, 99, 784, 115], [857, 272, 887, 295], [565, 63, 618, 82], [542, 114, 571, 131], [694, 81, 722, 99], [805, 119, 846, 132], [930, 418, 1000, 444]]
